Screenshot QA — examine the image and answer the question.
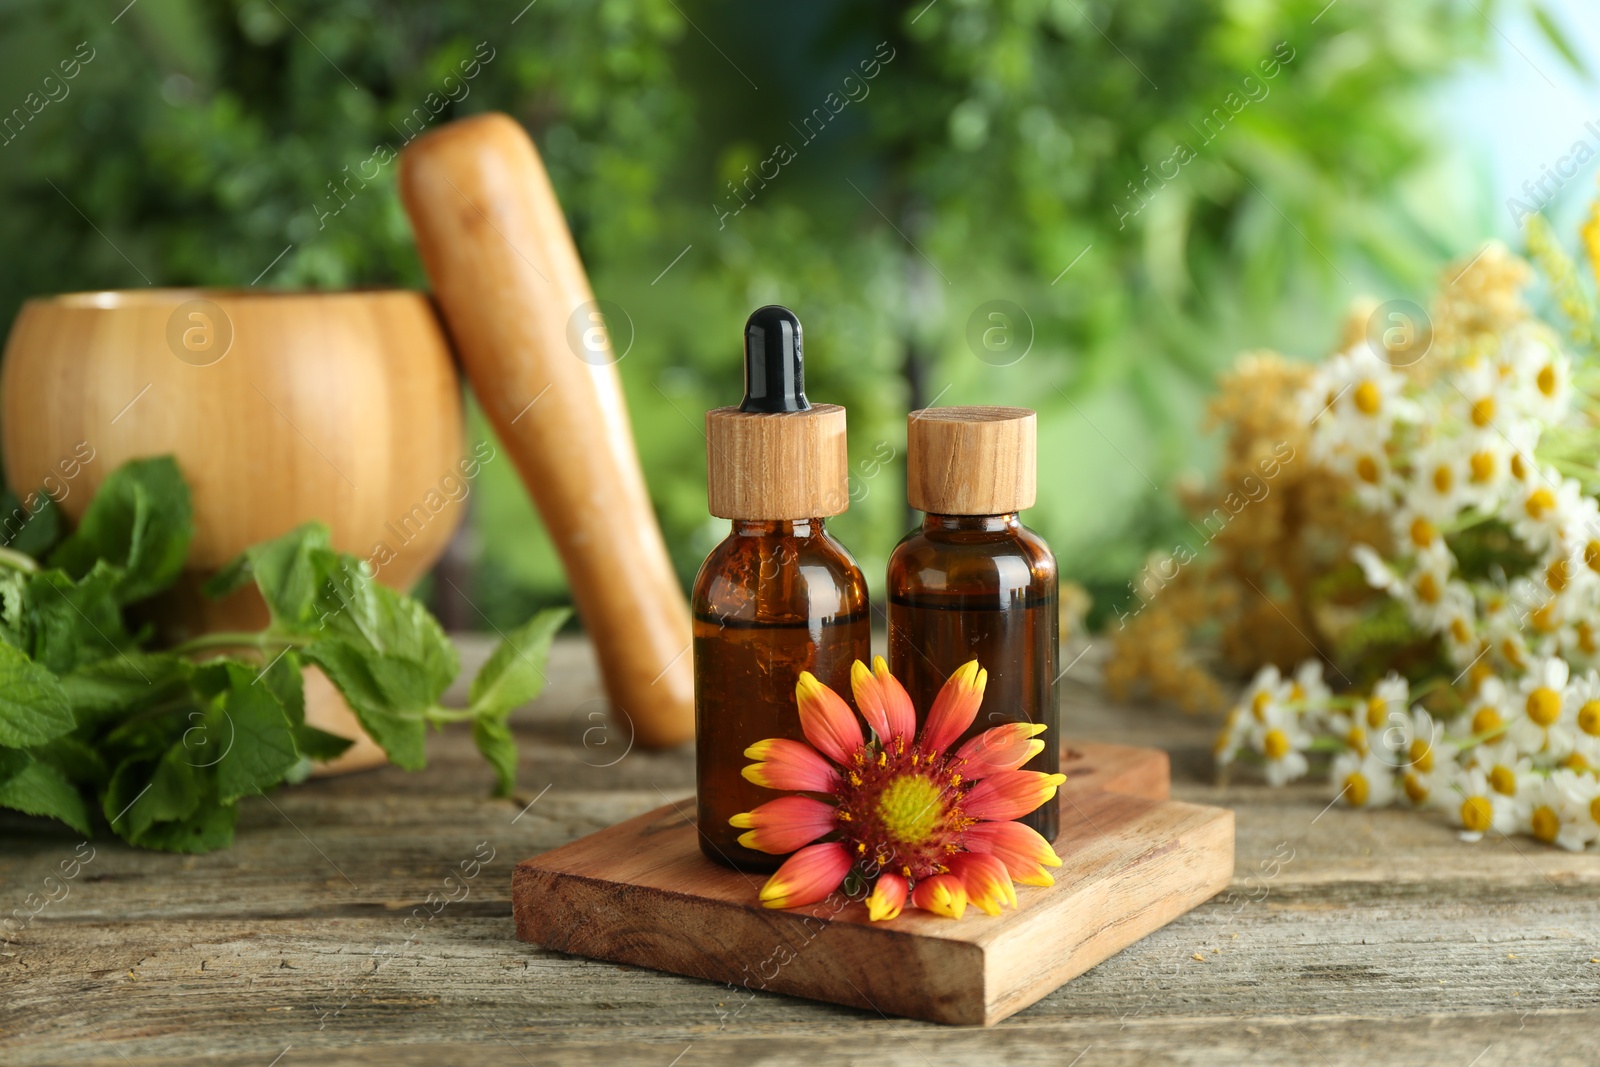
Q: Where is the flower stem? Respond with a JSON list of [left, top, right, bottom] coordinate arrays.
[[0, 545, 40, 574], [169, 630, 314, 656]]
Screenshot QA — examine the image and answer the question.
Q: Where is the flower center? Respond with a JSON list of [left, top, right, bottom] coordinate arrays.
[[1587, 540, 1600, 574], [1488, 765, 1517, 796], [1566, 752, 1591, 772], [1471, 396, 1495, 427], [1547, 559, 1570, 592], [1345, 726, 1367, 754], [1525, 488, 1555, 519], [875, 774, 945, 848], [1529, 805, 1560, 844], [1592, 796, 1600, 826], [1408, 738, 1433, 772], [1460, 796, 1492, 833], [1415, 572, 1440, 604], [1526, 686, 1561, 727], [1431, 464, 1453, 494], [1469, 451, 1495, 484], [1409, 517, 1436, 547], [1537, 363, 1557, 397], [1402, 772, 1428, 804], [1511, 452, 1527, 480], [1355, 455, 1380, 484], [1471, 706, 1503, 736], [1343, 772, 1370, 807], [1262, 729, 1290, 760], [1366, 696, 1387, 729], [1450, 617, 1473, 645], [1580, 700, 1600, 737], [1251, 689, 1272, 722], [1353, 380, 1381, 415]]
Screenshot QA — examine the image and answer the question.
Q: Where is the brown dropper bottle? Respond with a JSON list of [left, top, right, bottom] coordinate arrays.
[[693, 306, 871, 871], [886, 406, 1061, 841]]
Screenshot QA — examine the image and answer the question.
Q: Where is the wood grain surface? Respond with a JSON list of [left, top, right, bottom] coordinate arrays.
[[512, 742, 1230, 1025], [1, 636, 1596, 1065]]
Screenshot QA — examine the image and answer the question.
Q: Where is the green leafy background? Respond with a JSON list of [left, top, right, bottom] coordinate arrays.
[[0, 0, 1581, 626]]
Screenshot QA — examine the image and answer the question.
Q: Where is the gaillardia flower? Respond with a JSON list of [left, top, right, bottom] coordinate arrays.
[[731, 657, 1065, 920]]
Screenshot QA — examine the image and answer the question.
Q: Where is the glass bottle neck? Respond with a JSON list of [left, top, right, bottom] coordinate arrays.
[[733, 518, 826, 538], [922, 513, 1020, 533]]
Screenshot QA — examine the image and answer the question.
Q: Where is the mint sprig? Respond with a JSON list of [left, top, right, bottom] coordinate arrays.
[[0, 456, 567, 852]]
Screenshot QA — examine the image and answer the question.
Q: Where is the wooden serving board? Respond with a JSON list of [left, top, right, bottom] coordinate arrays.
[[512, 742, 1233, 1026]]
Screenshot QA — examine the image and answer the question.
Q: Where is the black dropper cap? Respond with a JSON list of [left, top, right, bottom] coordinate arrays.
[[740, 305, 809, 413]]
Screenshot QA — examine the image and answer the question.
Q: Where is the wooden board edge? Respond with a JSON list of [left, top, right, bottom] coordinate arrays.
[[980, 800, 1236, 1025]]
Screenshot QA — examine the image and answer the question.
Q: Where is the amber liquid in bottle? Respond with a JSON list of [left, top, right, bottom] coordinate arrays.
[[886, 513, 1060, 841], [693, 518, 871, 870]]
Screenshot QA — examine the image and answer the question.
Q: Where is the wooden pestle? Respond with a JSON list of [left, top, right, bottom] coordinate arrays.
[[399, 113, 693, 749]]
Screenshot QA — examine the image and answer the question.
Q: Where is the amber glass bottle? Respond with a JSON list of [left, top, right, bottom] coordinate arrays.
[[886, 407, 1060, 841], [694, 306, 871, 871]]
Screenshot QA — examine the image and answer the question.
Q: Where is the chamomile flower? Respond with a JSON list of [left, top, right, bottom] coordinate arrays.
[[1317, 344, 1419, 442], [1362, 672, 1411, 760], [1253, 709, 1312, 787], [1440, 764, 1516, 842], [1508, 654, 1575, 757], [1454, 359, 1516, 437], [1464, 738, 1538, 801], [1460, 675, 1513, 740], [1569, 668, 1600, 765], [1405, 440, 1472, 521], [1506, 469, 1587, 553], [1459, 433, 1515, 511], [1331, 750, 1397, 809], [1503, 323, 1572, 424], [1518, 770, 1593, 851], [1288, 660, 1332, 711]]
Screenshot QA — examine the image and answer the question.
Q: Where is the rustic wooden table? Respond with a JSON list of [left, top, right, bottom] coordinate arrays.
[[3, 636, 1596, 1066]]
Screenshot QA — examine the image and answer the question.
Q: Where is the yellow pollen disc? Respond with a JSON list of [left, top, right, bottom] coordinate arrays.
[[1471, 706, 1503, 736], [1262, 729, 1291, 760], [1547, 559, 1570, 592], [1251, 689, 1272, 722], [1530, 805, 1560, 844], [1432, 465, 1453, 494], [1500, 637, 1525, 668], [876, 775, 944, 848], [1353, 380, 1381, 415], [1471, 396, 1495, 427], [1531, 602, 1557, 633], [1526, 686, 1561, 727], [1212, 732, 1230, 757], [1525, 487, 1556, 519], [1580, 701, 1600, 737], [1344, 772, 1370, 807], [1345, 726, 1367, 754], [1415, 572, 1440, 604], [1410, 517, 1436, 547], [1592, 797, 1600, 826], [1537, 363, 1557, 397], [1511, 452, 1527, 480], [1469, 661, 1494, 692], [1450, 617, 1473, 645], [1403, 773, 1428, 804], [1366, 696, 1387, 729], [1460, 795, 1493, 833], [1290, 683, 1305, 702], [1409, 739, 1433, 773], [1488, 765, 1517, 796], [1587, 541, 1600, 574], [1582, 623, 1599, 655], [1355, 455, 1380, 484], [1564, 752, 1591, 772], [1469, 451, 1495, 484]]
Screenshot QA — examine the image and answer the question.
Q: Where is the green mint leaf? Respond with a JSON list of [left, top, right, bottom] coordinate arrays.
[[0, 756, 92, 835], [0, 746, 30, 788], [0, 488, 63, 557], [206, 523, 332, 627], [0, 569, 27, 651], [468, 608, 569, 721], [26, 563, 134, 674], [130, 784, 237, 853], [0, 640, 74, 747], [30, 735, 108, 784], [293, 723, 354, 762], [301, 640, 427, 770], [59, 653, 192, 728], [50, 456, 193, 604], [471, 716, 518, 798], [213, 671, 299, 804], [105, 743, 200, 842], [258, 648, 307, 726]]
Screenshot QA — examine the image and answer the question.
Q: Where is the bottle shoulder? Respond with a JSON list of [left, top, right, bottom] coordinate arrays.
[[693, 525, 869, 622], [887, 521, 1056, 598]]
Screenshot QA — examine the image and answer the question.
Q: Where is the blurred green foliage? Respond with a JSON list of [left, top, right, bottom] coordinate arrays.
[[0, 0, 1505, 626]]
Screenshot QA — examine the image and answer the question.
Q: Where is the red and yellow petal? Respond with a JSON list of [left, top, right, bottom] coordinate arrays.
[[948, 852, 1017, 916], [851, 656, 917, 742], [730, 796, 838, 854], [953, 721, 1048, 778], [962, 769, 1066, 822], [759, 842, 854, 909], [963, 819, 1063, 887], [742, 738, 840, 793], [795, 671, 865, 765], [910, 873, 968, 919], [865, 872, 909, 922], [920, 660, 987, 756]]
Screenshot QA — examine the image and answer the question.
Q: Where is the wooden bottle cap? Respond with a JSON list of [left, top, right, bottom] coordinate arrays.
[[705, 405, 849, 519], [906, 406, 1037, 515]]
